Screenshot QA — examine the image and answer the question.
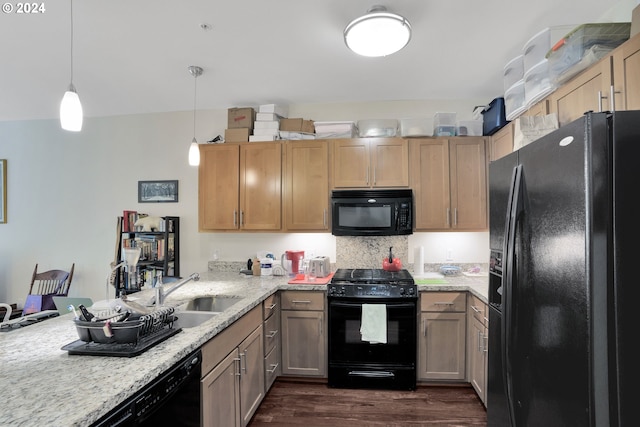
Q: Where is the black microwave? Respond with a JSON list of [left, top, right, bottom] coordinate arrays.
[[331, 189, 413, 236]]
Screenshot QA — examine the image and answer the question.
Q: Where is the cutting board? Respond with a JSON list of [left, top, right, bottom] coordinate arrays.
[[287, 272, 334, 285], [414, 278, 448, 285]]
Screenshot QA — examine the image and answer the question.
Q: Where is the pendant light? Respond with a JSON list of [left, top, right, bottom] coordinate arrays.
[[344, 5, 412, 57], [188, 65, 203, 166], [60, 0, 83, 131]]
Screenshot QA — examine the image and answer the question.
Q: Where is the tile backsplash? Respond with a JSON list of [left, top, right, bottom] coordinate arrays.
[[335, 235, 408, 269]]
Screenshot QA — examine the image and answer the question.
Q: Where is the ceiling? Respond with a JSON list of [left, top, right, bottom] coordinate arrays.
[[0, 0, 624, 122]]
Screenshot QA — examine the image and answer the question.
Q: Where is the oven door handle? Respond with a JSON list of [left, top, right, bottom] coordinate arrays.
[[348, 370, 395, 378], [329, 301, 416, 309]]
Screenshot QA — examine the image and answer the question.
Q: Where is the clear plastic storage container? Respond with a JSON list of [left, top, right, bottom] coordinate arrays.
[[357, 119, 398, 137]]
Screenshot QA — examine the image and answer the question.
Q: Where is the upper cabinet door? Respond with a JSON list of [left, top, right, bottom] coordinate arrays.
[[410, 138, 451, 230], [332, 139, 370, 187], [240, 142, 282, 231], [547, 55, 613, 127], [283, 140, 329, 231], [199, 144, 240, 231], [370, 138, 410, 187], [613, 32, 640, 111], [449, 138, 488, 230]]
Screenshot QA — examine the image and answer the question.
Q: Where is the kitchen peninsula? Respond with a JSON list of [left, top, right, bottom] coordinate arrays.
[[0, 271, 487, 426]]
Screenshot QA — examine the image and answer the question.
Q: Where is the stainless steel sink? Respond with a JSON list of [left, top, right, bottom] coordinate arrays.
[[173, 311, 218, 328], [181, 296, 242, 312]]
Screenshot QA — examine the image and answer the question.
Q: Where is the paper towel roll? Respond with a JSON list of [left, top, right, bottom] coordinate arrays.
[[414, 246, 424, 275]]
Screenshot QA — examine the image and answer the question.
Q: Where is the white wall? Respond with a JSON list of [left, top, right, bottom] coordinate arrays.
[[0, 98, 489, 306]]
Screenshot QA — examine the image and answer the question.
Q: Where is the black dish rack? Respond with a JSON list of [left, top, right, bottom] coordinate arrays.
[[62, 307, 182, 357]]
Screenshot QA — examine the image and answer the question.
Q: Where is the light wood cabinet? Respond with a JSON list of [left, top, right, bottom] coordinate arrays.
[[612, 32, 640, 111], [467, 294, 488, 406], [280, 291, 326, 377], [263, 293, 280, 391], [490, 123, 513, 161], [199, 142, 281, 231], [201, 306, 265, 427], [283, 140, 329, 231], [410, 137, 488, 230], [332, 138, 409, 188], [418, 292, 467, 381], [547, 55, 613, 127]]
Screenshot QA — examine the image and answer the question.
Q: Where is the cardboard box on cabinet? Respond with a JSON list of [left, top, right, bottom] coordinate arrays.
[[280, 118, 315, 133], [228, 107, 256, 129], [225, 128, 251, 142]]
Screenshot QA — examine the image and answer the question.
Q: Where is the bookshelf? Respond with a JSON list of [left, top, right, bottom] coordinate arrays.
[[114, 214, 180, 296]]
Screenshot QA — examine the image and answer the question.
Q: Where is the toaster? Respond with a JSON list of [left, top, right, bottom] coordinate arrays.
[[309, 256, 331, 278]]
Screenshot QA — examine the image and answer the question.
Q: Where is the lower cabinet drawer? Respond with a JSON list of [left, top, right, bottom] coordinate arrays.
[[264, 311, 279, 355], [264, 345, 279, 390]]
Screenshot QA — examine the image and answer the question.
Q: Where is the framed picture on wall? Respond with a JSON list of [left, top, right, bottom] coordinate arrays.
[[138, 180, 178, 203], [0, 159, 6, 223]]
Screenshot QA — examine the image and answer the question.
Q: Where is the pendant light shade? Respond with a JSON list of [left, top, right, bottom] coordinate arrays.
[[344, 5, 411, 57], [60, 0, 83, 131], [188, 65, 203, 166], [188, 137, 200, 166], [60, 83, 83, 131]]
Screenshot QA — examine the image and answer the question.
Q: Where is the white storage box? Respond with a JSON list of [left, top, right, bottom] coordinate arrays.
[[400, 118, 433, 137], [433, 112, 457, 136], [523, 25, 576, 73], [503, 55, 524, 93], [253, 120, 280, 129], [524, 59, 556, 108], [259, 103, 288, 118], [456, 120, 483, 136], [314, 121, 357, 138], [505, 80, 526, 121], [357, 119, 398, 137]]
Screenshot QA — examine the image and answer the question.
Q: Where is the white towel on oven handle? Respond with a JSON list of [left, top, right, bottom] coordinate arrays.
[[360, 303, 387, 344]]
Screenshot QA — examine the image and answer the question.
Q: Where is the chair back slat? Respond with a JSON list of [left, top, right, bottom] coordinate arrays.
[[29, 264, 75, 296]]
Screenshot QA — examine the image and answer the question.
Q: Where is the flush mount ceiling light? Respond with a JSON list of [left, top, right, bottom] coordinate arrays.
[[344, 5, 412, 57], [188, 65, 203, 166], [60, 0, 83, 131]]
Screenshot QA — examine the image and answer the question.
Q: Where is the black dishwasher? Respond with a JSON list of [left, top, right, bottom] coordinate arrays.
[[92, 349, 201, 427]]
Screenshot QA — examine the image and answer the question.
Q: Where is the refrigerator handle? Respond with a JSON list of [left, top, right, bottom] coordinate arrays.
[[503, 163, 523, 426]]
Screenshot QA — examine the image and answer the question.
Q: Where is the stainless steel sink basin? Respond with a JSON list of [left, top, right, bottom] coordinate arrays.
[[173, 311, 218, 328], [180, 296, 243, 312]]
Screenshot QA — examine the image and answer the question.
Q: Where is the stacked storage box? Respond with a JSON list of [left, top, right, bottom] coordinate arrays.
[[547, 23, 631, 85], [279, 118, 315, 140], [250, 104, 287, 142], [357, 119, 398, 137], [521, 25, 575, 109], [400, 118, 432, 137], [225, 107, 256, 142], [503, 55, 526, 120], [433, 112, 457, 136]]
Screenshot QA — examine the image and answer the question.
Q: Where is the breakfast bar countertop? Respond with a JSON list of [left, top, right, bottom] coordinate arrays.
[[0, 270, 487, 427]]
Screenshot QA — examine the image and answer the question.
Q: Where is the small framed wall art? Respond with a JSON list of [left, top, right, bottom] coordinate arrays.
[[0, 159, 6, 223], [138, 180, 178, 203]]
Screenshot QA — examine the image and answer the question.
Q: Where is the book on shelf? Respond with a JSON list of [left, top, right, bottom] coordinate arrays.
[[122, 210, 137, 232]]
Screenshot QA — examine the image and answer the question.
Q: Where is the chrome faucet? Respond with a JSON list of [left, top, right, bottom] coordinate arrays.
[[152, 272, 200, 307]]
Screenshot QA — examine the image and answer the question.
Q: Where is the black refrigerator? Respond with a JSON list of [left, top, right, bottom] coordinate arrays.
[[487, 111, 637, 427]]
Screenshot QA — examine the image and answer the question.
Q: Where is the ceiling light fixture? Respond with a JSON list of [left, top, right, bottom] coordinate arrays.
[[60, 0, 83, 131], [344, 5, 412, 57], [188, 65, 203, 166]]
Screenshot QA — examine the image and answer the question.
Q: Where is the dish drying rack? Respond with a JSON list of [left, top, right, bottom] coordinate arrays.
[[62, 306, 181, 357]]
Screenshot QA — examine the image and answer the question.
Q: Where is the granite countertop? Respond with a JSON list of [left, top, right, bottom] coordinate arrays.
[[0, 271, 487, 427]]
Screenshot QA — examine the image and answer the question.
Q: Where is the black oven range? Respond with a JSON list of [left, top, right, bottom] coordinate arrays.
[[327, 268, 417, 391]]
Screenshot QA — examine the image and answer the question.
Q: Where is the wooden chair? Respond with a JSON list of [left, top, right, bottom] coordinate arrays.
[[25, 263, 75, 312]]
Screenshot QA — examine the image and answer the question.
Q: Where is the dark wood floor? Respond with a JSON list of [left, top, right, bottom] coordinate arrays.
[[248, 379, 487, 426]]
